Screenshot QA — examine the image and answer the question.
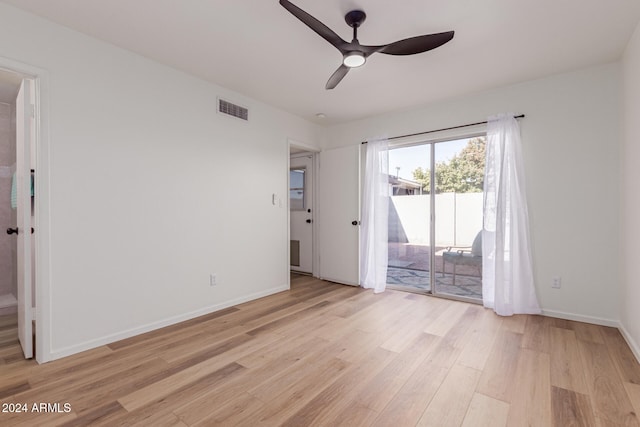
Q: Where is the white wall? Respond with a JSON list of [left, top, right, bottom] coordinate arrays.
[[0, 3, 322, 361], [325, 64, 621, 325], [621, 21, 640, 360]]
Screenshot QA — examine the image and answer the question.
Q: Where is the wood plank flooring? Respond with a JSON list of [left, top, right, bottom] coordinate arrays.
[[0, 313, 21, 365], [0, 274, 639, 426]]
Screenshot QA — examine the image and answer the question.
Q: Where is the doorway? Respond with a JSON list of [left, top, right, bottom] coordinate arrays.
[[387, 135, 485, 303], [0, 69, 21, 363], [0, 68, 37, 360], [289, 149, 315, 275]]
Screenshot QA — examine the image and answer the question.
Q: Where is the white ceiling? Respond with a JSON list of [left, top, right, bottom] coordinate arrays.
[[2, 0, 640, 124]]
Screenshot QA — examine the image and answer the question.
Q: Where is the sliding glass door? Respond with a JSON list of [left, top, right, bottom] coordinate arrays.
[[433, 137, 484, 301], [387, 144, 432, 292], [387, 135, 485, 302]]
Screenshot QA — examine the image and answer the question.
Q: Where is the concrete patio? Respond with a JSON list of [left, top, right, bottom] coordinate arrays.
[[387, 242, 482, 299]]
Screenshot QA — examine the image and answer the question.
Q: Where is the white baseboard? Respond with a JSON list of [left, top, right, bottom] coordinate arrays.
[[0, 293, 17, 309], [47, 284, 289, 362], [43, 291, 640, 365], [541, 309, 619, 328], [542, 309, 640, 364], [619, 324, 640, 365]]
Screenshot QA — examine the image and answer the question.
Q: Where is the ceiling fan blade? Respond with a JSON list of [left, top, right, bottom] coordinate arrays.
[[279, 0, 347, 51], [373, 31, 454, 56], [326, 65, 350, 90]]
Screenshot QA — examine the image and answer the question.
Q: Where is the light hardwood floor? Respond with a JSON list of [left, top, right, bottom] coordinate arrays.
[[0, 313, 21, 365], [0, 274, 639, 426]]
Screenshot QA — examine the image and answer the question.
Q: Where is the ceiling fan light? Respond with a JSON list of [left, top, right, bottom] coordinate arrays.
[[343, 51, 366, 68]]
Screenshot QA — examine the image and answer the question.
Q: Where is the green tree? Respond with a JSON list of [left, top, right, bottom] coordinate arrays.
[[412, 166, 431, 192], [412, 137, 486, 193]]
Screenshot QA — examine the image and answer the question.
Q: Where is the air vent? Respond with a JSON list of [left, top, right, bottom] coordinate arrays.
[[218, 98, 249, 121]]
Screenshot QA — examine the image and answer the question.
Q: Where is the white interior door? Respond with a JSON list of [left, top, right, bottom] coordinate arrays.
[[318, 145, 360, 285], [290, 154, 313, 273], [16, 79, 33, 359]]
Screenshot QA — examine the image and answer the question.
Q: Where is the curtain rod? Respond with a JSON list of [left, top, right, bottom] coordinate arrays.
[[361, 114, 525, 144]]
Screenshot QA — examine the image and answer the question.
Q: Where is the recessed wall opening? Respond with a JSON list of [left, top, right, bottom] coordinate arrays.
[[289, 149, 315, 276]]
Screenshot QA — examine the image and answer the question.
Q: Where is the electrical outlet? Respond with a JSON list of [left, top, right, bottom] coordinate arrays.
[[210, 274, 217, 286], [552, 276, 561, 289]]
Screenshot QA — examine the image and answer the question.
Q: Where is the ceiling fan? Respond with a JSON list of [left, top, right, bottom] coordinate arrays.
[[279, 0, 455, 90]]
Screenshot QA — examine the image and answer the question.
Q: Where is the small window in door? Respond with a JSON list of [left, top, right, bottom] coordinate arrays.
[[290, 168, 306, 211]]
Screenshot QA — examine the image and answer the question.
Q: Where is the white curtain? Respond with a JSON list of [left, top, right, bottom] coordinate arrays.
[[482, 114, 541, 315], [360, 138, 389, 293]]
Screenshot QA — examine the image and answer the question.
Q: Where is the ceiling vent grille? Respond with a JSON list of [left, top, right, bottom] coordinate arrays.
[[218, 98, 249, 121]]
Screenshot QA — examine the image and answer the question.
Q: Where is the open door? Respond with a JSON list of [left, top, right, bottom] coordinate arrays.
[[16, 79, 33, 359], [318, 145, 360, 285]]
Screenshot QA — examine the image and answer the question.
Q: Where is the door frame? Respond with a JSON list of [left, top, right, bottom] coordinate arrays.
[[0, 57, 51, 363], [289, 153, 313, 274], [287, 139, 320, 284]]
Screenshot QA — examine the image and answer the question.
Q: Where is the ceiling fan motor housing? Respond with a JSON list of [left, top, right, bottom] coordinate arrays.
[[345, 10, 366, 28]]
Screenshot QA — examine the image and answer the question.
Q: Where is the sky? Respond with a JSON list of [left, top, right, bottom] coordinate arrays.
[[388, 137, 470, 180]]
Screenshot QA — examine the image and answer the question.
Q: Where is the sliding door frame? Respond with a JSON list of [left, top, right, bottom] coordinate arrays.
[[389, 128, 486, 304]]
